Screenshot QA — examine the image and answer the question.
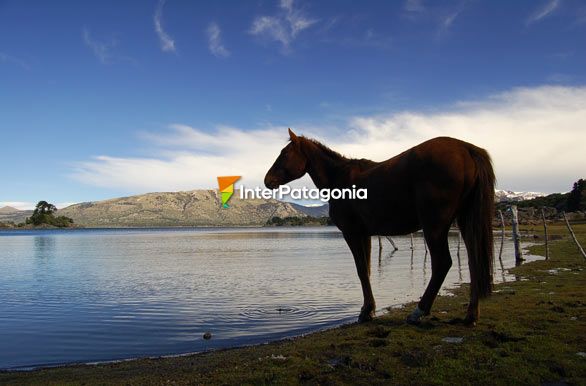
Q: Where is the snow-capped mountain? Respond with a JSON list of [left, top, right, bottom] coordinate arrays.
[[494, 189, 545, 202]]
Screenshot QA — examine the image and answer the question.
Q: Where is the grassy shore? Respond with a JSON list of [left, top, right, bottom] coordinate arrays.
[[1, 224, 585, 385]]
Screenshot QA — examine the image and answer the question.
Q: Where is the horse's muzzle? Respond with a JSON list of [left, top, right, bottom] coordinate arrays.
[[264, 175, 279, 189]]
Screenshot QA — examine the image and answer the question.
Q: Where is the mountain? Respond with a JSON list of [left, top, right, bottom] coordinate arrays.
[[495, 190, 545, 202], [0, 207, 32, 224], [57, 189, 306, 227], [0, 206, 20, 214], [289, 203, 330, 217]]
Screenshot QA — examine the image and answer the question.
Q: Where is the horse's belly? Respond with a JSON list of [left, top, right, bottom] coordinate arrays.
[[331, 200, 419, 236], [364, 210, 420, 236]]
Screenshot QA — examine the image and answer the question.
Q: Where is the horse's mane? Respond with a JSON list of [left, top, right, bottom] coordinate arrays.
[[297, 136, 377, 170], [298, 136, 348, 161]]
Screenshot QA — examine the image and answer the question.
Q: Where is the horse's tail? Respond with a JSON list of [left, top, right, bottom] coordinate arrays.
[[458, 145, 495, 299]]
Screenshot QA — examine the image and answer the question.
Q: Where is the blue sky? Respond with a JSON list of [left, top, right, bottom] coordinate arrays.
[[1, 0, 585, 209]]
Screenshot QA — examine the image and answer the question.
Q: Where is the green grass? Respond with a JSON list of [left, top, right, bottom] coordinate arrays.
[[2, 224, 585, 385]]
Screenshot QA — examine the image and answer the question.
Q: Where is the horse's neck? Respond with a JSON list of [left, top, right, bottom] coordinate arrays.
[[301, 140, 349, 189]]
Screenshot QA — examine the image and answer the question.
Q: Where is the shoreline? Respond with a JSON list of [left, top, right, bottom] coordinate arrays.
[[1, 223, 584, 384]]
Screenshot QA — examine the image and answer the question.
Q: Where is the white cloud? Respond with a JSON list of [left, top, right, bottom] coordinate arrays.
[[249, 0, 317, 51], [206, 22, 230, 58], [526, 0, 560, 25], [70, 85, 586, 194], [0, 202, 77, 211], [154, 0, 176, 53], [0, 202, 35, 211]]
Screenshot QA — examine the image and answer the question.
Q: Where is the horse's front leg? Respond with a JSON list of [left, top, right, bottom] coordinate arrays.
[[343, 232, 375, 323]]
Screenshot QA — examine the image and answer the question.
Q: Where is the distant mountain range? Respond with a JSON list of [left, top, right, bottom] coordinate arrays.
[[494, 190, 545, 202], [56, 189, 313, 227], [289, 202, 329, 217], [0, 188, 545, 228]]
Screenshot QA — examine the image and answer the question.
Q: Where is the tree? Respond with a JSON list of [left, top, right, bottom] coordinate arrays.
[[26, 201, 74, 227], [567, 179, 585, 212], [33, 201, 57, 215]]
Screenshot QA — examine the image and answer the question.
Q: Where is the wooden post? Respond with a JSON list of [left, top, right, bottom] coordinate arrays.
[[541, 207, 549, 260], [377, 236, 382, 263], [385, 236, 398, 251], [456, 230, 463, 280], [510, 205, 523, 263], [410, 233, 414, 250], [498, 209, 505, 261], [562, 211, 586, 260]]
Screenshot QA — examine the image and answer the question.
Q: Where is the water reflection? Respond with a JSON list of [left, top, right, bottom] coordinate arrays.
[[34, 236, 55, 259], [0, 227, 541, 369]]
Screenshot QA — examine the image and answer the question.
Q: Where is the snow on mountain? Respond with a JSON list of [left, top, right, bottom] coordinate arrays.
[[494, 190, 545, 202]]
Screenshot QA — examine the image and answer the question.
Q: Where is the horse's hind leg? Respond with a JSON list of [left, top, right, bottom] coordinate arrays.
[[458, 224, 479, 326], [407, 227, 452, 324]]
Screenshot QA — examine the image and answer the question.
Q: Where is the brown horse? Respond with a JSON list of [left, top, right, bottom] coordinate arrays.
[[265, 129, 495, 325]]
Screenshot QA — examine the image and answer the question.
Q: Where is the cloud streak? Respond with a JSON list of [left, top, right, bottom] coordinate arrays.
[[249, 0, 317, 52], [83, 28, 116, 64], [526, 0, 561, 25], [154, 0, 176, 53], [206, 22, 230, 58], [404, 0, 425, 13], [0, 52, 30, 70], [402, 0, 468, 38], [70, 85, 586, 195]]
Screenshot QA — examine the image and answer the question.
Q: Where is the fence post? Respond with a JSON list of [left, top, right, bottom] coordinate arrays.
[[498, 209, 505, 260], [510, 205, 523, 263], [562, 211, 586, 260], [541, 207, 549, 260]]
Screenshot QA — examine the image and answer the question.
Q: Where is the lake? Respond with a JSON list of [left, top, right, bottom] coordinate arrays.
[[0, 227, 539, 369]]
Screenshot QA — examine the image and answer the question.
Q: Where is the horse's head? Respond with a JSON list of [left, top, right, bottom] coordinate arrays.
[[264, 128, 308, 189]]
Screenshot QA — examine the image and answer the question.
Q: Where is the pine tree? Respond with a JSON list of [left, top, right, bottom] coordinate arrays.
[[566, 179, 585, 212]]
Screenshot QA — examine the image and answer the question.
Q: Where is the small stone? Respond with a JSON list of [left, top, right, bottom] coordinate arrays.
[[442, 337, 464, 344], [577, 352, 586, 358]]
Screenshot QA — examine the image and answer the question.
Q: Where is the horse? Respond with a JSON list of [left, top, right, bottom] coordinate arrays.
[[264, 128, 495, 326]]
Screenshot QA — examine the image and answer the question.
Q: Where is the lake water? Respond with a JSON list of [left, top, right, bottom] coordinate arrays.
[[0, 227, 539, 369]]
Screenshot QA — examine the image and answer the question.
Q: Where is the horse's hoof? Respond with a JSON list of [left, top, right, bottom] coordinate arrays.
[[447, 317, 465, 325], [463, 317, 477, 327], [406, 306, 425, 325]]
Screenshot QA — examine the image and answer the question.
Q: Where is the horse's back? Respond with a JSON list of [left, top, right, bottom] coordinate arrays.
[[335, 137, 488, 235]]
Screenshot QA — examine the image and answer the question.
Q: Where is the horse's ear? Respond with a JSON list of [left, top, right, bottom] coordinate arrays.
[[288, 128, 299, 143]]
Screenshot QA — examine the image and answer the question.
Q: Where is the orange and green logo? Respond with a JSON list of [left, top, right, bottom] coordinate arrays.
[[217, 176, 241, 208]]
